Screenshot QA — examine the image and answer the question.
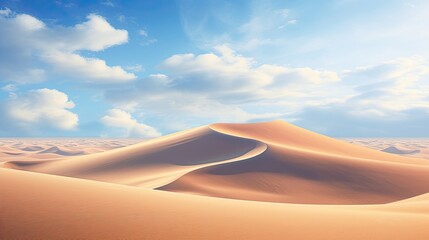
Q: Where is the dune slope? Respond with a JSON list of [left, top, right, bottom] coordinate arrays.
[[5, 121, 429, 204], [1, 168, 429, 240], [5, 126, 264, 188]]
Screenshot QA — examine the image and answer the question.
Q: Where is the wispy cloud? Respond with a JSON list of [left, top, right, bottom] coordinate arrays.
[[138, 29, 148, 36], [101, 0, 115, 7]]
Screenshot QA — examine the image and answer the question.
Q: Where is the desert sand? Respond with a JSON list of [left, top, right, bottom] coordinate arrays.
[[0, 138, 141, 162], [1, 120, 429, 239], [345, 138, 429, 159]]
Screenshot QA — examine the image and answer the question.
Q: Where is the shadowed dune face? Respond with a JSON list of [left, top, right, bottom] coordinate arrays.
[[210, 121, 429, 164], [4, 121, 429, 204], [6, 127, 262, 188], [160, 144, 429, 204]]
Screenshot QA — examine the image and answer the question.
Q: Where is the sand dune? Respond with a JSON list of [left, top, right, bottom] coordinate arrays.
[[19, 146, 45, 151], [1, 168, 429, 240], [6, 120, 429, 204], [39, 146, 85, 156], [6, 126, 264, 188], [0, 138, 141, 163], [2, 120, 429, 239], [345, 138, 429, 159], [382, 146, 420, 154]]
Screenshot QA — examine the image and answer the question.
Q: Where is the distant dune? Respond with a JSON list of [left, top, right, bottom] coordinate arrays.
[[381, 146, 420, 155], [345, 138, 429, 159], [39, 146, 85, 156], [1, 121, 429, 239], [0, 138, 141, 162]]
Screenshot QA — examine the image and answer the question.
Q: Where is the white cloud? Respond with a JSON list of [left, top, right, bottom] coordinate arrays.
[[0, 12, 135, 83], [292, 57, 429, 136], [0, 8, 12, 16], [101, 109, 161, 138], [103, 45, 429, 136], [161, 45, 339, 100], [287, 19, 297, 25], [41, 51, 136, 83], [141, 38, 157, 46], [0, 68, 46, 84], [118, 15, 126, 23], [138, 29, 148, 36], [101, 0, 115, 7], [0, 88, 78, 134], [178, 2, 298, 51], [104, 46, 338, 132], [1, 84, 16, 92], [342, 57, 429, 113], [14, 13, 46, 31], [58, 14, 128, 52], [125, 64, 145, 73], [137, 29, 157, 46]]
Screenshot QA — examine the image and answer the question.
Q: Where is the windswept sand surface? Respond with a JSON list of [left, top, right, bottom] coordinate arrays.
[[1, 121, 429, 239], [0, 138, 141, 162], [345, 138, 429, 159]]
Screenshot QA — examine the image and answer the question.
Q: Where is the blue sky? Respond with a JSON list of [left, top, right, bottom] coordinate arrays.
[[1, 0, 429, 137]]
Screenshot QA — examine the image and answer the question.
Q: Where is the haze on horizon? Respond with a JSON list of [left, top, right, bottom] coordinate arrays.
[[1, 0, 429, 138]]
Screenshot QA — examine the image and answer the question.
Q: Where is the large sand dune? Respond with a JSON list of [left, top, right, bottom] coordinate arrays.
[[2, 120, 429, 239], [1, 168, 429, 240], [6, 120, 429, 204]]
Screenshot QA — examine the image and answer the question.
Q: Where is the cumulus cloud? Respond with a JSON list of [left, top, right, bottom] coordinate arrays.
[[0, 11, 136, 84], [104, 46, 337, 132], [41, 51, 136, 83], [101, 109, 161, 138], [161, 45, 339, 100], [292, 57, 429, 136], [0, 7, 12, 16], [0, 88, 78, 135], [341, 57, 429, 113], [103, 46, 429, 136]]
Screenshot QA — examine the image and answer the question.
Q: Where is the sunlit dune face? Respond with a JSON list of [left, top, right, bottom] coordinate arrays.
[[3, 121, 429, 205], [2, 121, 429, 240]]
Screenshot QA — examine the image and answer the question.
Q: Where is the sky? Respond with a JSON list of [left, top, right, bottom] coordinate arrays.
[[0, 0, 429, 138]]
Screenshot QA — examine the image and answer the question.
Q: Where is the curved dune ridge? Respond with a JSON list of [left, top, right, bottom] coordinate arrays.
[[5, 120, 429, 204]]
